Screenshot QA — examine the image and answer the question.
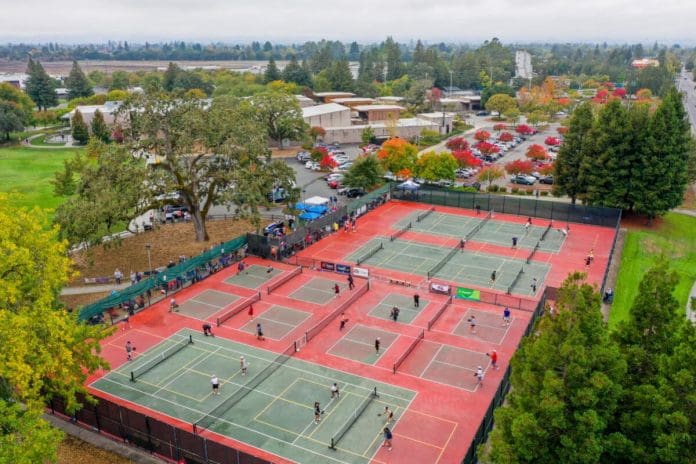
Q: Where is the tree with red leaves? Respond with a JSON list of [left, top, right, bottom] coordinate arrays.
[[515, 124, 535, 136], [612, 88, 627, 98], [505, 159, 534, 175], [544, 136, 562, 146], [309, 126, 326, 142], [538, 163, 555, 175], [474, 130, 491, 142], [493, 123, 508, 132], [452, 149, 482, 168], [556, 126, 568, 135], [475, 141, 500, 156], [526, 144, 549, 161], [445, 136, 469, 151], [499, 131, 514, 142], [320, 154, 338, 170]]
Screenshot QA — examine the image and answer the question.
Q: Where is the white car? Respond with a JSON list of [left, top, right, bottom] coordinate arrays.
[[305, 161, 320, 170], [338, 162, 353, 170], [326, 173, 344, 182], [331, 155, 350, 164]]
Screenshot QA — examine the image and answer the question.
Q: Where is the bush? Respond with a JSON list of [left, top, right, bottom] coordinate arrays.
[[511, 187, 519, 194], [486, 185, 500, 192], [525, 189, 534, 195], [540, 191, 549, 196]]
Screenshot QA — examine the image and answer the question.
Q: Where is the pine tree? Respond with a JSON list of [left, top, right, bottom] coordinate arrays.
[[632, 87, 692, 221], [90, 109, 110, 143], [264, 56, 281, 83], [384, 37, 404, 81], [282, 56, 312, 87], [348, 41, 360, 61], [25, 58, 57, 111], [71, 109, 89, 145], [163, 62, 180, 92], [482, 272, 625, 464], [327, 59, 354, 92], [606, 260, 696, 463], [581, 99, 637, 209], [553, 102, 594, 203], [66, 60, 93, 99]]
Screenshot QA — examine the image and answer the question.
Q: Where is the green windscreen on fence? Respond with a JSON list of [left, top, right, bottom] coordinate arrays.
[[77, 234, 248, 322], [347, 183, 391, 215]]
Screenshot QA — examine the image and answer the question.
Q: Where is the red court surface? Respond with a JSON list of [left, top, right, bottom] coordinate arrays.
[[87, 199, 617, 464]]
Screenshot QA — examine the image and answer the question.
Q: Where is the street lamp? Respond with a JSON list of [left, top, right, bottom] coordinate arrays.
[[145, 244, 153, 277]]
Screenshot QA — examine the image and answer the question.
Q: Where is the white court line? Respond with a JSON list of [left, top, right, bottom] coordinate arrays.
[[419, 344, 444, 377], [187, 299, 225, 309], [152, 347, 222, 397]]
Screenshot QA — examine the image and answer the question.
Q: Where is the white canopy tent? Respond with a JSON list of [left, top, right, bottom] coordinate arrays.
[[304, 196, 330, 206]]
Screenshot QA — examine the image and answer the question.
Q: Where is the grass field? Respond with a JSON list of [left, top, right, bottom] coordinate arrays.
[[0, 146, 81, 212], [609, 213, 696, 329]]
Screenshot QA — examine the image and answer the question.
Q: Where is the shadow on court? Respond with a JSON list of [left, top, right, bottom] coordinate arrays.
[[452, 308, 511, 344], [289, 277, 348, 305], [239, 306, 311, 340]]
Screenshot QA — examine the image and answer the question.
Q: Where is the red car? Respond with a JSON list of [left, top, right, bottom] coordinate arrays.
[[328, 179, 342, 189]]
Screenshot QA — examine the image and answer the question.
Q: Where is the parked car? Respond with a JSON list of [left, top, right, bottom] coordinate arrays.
[[345, 188, 365, 198], [296, 151, 311, 162], [539, 175, 554, 185], [305, 161, 320, 170], [325, 173, 344, 182], [338, 162, 353, 170], [328, 179, 342, 189], [435, 179, 454, 187], [475, 111, 490, 116], [511, 174, 537, 185], [331, 155, 349, 164], [162, 205, 189, 222]]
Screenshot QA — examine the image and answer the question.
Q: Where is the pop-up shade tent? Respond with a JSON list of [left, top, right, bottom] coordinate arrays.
[[396, 180, 421, 190], [299, 211, 322, 220], [304, 196, 330, 206]]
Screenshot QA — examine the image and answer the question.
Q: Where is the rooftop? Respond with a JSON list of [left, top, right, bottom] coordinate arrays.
[[331, 97, 375, 104], [313, 91, 356, 98], [301, 103, 350, 118], [353, 104, 405, 112]]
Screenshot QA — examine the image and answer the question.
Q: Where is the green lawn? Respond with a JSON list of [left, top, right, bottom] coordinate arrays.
[[609, 213, 696, 329], [29, 134, 67, 147], [0, 146, 81, 213]]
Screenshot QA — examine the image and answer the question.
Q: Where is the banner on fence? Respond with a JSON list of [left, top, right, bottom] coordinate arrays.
[[352, 267, 369, 279], [335, 264, 351, 275], [320, 261, 335, 271], [430, 282, 451, 295], [456, 287, 481, 301]]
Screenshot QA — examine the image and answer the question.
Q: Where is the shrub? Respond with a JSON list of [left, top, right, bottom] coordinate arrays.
[[540, 191, 549, 196], [525, 189, 534, 195], [511, 187, 519, 194]]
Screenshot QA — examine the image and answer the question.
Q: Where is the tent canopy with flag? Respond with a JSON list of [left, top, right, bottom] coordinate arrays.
[[396, 180, 421, 191]]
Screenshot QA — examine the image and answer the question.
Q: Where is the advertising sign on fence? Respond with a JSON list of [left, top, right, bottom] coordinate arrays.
[[352, 267, 369, 279], [456, 287, 481, 301], [335, 264, 351, 275], [430, 282, 451, 295], [320, 261, 335, 271]]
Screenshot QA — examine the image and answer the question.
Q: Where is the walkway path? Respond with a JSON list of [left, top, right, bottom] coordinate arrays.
[[61, 282, 131, 295]]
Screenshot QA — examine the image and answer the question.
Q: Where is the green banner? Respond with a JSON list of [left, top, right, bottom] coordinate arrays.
[[456, 287, 481, 301]]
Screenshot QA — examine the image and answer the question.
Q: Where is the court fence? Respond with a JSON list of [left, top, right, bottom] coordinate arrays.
[[461, 289, 547, 464], [77, 235, 249, 324], [47, 394, 273, 464], [391, 185, 622, 228]]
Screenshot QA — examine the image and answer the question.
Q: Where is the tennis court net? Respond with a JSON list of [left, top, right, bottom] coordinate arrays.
[[540, 222, 553, 241], [357, 243, 383, 265], [329, 387, 379, 450], [427, 295, 453, 330], [465, 210, 492, 241], [216, 292, 262, 326], [427, 245, 460, 279], [130, 334, 193, 382], [305, 281, 370, 342], [267, 267, 302, 295], [390, 222, 412, 242], [507, 267, 524, 295], [416, 207, 435, 223], [526, 241, 541, 264], [193, 340, 297, 434], [393, 329, 425, 374]]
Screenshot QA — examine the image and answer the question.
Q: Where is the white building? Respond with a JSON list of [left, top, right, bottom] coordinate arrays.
[[62, 101, 123, 127], [515, 50, 533, 80], [302, 103, 351, 128]]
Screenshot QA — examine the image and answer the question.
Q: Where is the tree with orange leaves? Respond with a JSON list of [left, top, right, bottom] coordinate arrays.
[[376, 138, 418, 179]]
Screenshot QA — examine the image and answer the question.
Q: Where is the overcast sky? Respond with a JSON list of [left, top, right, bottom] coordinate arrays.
[[2, 0, 695, 44]]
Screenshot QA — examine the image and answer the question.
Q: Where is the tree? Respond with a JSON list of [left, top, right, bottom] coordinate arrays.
[[384, 37, 404, 81], [475, 141, 500, 156], [415, 151, 458, 182], [505, 159, 534, 175], [25, 58, 57, 110], [526, 144, 549, 161], [90, 109, 110, 142], [493, 123, 508, 132], [0, 101, 26, 140], [376, 138, 418, 178], [544, 136, 561, 146], [557, 126, 569, 135], [66, 61, 93, 99], [526, 110, 548, 126], [554, 103, 594, 203], [452, 149, 482, 168], [319, 154, 338, 170], [474, 130, 491, 142], [110, 71, 129, 90], [282, 55, 312, 87], [478, 165, 505, 187], [51, 155, 80, 196], [327, 59, 354, 92], [308, 126, 326, 142], [342, 154, 384, 191], [70, 109, 89, 145], [446, 136, 469, 151], [0, 196, 111, 462], [485, 94, 517, 118], [361, 125, 375, 145], [482, 273, 625, 464], [264, 56, 281, 83], [631, 87, 692, 221], [252, 91, 308, 148], [162, 62, 181, 91], [499, 131, 513, 142], [607, 260, 696, 464]]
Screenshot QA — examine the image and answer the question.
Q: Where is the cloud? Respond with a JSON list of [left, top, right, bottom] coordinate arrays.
[[1, 0, 695, 43]]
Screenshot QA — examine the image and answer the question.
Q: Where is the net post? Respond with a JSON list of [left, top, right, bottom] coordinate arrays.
[[373, 386, 378, 398], [392, 364, 397, 375], [130, 371, 135, 382], [216, 317, 221, 327], [189, 334, 193, 344], [294, 340, 298, 352], [267, 286, 271, 295], [329, 438, 336, 450], [192, 423, 197, 435]]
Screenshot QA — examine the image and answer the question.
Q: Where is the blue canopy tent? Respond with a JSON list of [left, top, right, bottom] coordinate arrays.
[[293, 202, 309, 211], [299, 211, 322, 221], [306, 205, 328, 214]]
